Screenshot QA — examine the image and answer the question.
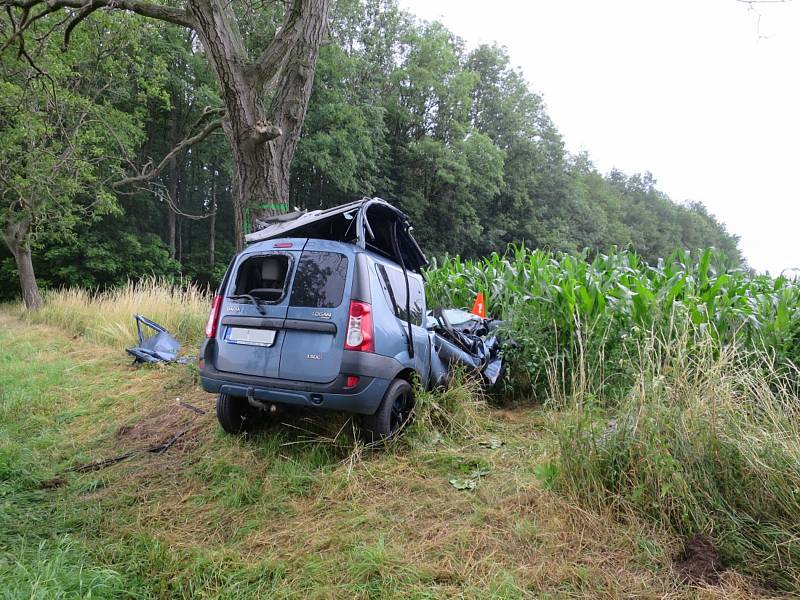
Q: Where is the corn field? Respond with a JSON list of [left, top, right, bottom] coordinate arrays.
[[426, 246, 800, 589], [426, 246, 800, 400]]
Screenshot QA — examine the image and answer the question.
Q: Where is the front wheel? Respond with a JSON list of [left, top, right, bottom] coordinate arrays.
[[360, 379, 414, 443], [216, 393, 260, 434]]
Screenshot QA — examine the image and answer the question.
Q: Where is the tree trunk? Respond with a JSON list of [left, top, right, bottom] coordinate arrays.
[[12, 244, 42, 310], [226, 115, 274, 250], [209, 180, 216, 267], [167, 111, 181, 259], [2, 220, 43, 310], [188, 0, 330, 249], [259, 2, 329, 222], [177, 160, 185, 263], [177, 216, 183, 263], [168, 155, 178, 259]]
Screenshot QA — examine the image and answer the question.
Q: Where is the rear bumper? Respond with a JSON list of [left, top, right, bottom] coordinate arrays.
[[198, 339, 400, 415], [200, 373, 390, 415]]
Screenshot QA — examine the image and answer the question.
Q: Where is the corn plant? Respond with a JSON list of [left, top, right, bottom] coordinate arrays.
[[426, 246, 800, 401]]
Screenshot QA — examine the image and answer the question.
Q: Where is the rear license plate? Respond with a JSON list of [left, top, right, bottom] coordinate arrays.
[[226, 327, 276, 347]]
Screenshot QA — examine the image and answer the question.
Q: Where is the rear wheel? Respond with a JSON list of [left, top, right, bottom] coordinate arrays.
[[360, 379, 414, 443], [216, 393, 260, 434]]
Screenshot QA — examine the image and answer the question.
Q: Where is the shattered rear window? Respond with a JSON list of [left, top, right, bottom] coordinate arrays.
[[290, 251, 348, 308], [233, 254, 291, 303]]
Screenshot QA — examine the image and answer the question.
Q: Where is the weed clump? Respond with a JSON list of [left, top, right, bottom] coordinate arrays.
[[408, 372, 487, 443]]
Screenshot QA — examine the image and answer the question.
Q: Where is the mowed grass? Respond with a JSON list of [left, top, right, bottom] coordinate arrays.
[[0, 310, 769, 598]]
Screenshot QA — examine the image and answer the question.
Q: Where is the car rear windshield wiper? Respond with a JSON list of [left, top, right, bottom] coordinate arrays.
[[228, 294, 267, 315]]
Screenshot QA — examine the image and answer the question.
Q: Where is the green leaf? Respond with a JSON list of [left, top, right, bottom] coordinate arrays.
[[449, 478, 477, 491]]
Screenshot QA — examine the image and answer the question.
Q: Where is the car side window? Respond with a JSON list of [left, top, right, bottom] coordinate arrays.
[[376, 263, 424, 326]]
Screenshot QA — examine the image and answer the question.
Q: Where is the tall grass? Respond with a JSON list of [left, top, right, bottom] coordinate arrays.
[[428, 246, 800, 590], [410, 371, 487, 440], [25, 277, 210, 351], [553, 329, 800, 590]]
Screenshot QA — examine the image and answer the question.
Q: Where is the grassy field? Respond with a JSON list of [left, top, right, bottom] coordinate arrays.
[[0, 309, 774, 598]]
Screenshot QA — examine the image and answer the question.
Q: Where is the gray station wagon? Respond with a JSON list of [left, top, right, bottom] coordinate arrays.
[[199, 198, 432, 441]]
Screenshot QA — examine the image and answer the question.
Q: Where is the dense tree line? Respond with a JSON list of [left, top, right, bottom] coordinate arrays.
[[0, 0, 740, 301]]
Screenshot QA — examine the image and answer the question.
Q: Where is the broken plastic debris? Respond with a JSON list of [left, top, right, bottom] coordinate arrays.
[[449, 478, 477, 491], [125, 314, 186, 364]]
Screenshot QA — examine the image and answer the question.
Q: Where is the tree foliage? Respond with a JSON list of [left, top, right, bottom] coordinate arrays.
[[0, 0, 742, 301], [0, 10, 168, 306]]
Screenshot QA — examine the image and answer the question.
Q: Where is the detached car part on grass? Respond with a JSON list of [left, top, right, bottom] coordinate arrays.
[[199, 197, 506, 442], [126, 314, 185, 364]]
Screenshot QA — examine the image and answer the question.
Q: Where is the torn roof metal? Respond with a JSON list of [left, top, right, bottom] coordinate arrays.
[[245, 197, 429, 273]]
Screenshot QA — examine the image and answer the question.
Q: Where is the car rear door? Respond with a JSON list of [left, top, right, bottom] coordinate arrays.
[[278, 242, 352, 384], [214, 246, 301, 379]]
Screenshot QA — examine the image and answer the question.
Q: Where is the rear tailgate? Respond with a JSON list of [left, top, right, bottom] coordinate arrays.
[[278, 243, 352, 384]]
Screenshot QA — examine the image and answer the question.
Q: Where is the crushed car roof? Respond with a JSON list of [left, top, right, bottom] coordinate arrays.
[[245, 197, 428, 273]]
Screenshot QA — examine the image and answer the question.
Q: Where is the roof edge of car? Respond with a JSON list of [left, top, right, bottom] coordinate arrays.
[[244, 197, 429, 272]]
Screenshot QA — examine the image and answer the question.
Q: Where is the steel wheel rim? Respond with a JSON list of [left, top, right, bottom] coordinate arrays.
[[390, 391, 411, 433]]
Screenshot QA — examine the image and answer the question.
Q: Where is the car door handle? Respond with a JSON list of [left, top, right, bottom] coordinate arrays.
[[220, 316, 285, 329]]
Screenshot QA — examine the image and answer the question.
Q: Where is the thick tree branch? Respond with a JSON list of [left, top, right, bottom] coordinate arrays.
[[62, 0, 102, 49], [113, 116, 223, 188], [253, 0, 302, 85], [187, 104, 226, 133], [0, 0, 197, 37]]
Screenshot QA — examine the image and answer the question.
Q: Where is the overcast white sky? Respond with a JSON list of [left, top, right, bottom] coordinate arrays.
[[399, 0, 800, 275]]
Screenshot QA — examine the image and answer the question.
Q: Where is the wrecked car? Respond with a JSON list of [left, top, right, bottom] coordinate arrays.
[[199, 197, 503, 441]]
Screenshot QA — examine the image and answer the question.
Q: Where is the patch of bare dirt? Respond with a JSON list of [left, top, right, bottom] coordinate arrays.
[[675, 534, 725, 585], [490, 409, 529, 423], [116, 405, 191, 445]]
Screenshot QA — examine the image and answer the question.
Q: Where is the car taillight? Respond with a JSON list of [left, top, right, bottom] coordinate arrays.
[[205, 295, 222, 338], [344, 301, 374, 352]]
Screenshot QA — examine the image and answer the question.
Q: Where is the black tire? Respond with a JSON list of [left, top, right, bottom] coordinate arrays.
[[216, 393, 259, 434], [360, 378, 414, 443]]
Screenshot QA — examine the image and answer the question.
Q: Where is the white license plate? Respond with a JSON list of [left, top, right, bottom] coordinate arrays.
[[227, 327, 276, 347]]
